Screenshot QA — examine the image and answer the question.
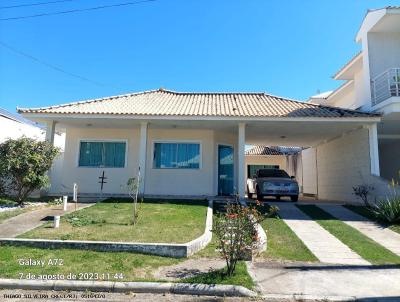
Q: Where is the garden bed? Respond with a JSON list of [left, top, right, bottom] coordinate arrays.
[[19, 199, 208, 244], [345, 205, 400, 235]]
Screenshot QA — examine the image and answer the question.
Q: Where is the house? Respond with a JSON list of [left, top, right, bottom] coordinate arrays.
[[18, 88, 381, 202], [308, 6, 400, 185], [0, 107, 65, 148]]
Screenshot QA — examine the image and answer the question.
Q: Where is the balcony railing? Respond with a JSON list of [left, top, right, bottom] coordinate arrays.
[[371, 68, 400, 106]]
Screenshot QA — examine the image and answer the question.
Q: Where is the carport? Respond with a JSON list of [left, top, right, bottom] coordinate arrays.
[[237, 118, 381, 203]]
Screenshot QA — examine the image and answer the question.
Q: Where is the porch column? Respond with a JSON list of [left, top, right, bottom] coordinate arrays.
[[238, 123, 246, 198], [368, 123, 380, 176], [138, 122, 148, 195], [45, 121, 56, 145]]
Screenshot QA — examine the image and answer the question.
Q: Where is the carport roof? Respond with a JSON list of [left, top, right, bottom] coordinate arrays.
[[18, 88, 379, 119], [246, 146, 301, 156]]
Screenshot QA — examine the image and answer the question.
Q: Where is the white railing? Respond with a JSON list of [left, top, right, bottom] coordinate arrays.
[[371, 68, 400, 106]]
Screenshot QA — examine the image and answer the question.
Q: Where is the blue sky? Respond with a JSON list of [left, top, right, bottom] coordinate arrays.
[[0, 0, 397, 113]]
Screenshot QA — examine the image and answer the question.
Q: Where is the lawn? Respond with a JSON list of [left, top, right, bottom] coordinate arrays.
[[0, 245, 180, 281], [182, 261, 255, 290], [345, 205, 400, 235], [20, 199, 208, 243], [260, 216, 318, 262], [297, 205, 400, 265]]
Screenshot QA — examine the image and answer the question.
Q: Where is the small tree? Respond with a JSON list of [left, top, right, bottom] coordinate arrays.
[[353, 184, 375, 207], [213, 203, 265, 276], [0, 137, 60, 204], [125, 176, 142, 225]]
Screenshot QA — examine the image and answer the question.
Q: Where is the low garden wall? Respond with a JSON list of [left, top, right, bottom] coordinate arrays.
[[0, 200, 213, 258]]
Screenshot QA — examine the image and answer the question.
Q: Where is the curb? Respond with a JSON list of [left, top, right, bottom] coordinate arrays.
[[0, 279, 257, 297], [262, 293, 356, 301]]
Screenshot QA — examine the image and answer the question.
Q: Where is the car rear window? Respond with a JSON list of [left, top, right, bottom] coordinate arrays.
[[257, 169, 290, 178]]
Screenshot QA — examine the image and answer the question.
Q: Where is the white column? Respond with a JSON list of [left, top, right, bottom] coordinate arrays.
[[138, 122, 148, 195], [368, 123, 380, 176], [45, 121, 56, 145], [238, 123, 246, 198]]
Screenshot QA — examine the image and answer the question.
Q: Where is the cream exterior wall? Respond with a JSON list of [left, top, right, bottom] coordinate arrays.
[[145, 128, 215, 196], [301, 148, 318, 195], [245, 155, 287, 178], [57, 126, 240, 197], [315, 128, 371, 202], [60, 127, 140, 195]]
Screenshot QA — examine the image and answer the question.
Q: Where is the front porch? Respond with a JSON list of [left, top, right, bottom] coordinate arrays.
[[42, 117, 382, 204]]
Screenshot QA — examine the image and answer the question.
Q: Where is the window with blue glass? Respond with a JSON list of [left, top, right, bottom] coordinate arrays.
[[153, 142, 200, 169], [79, 141, 126, 167]]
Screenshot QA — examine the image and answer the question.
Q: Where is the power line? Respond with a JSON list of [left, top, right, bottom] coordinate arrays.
[[0, 0, 76, 10], [0, 0, 156, 21], [0, 40, 105, 86]]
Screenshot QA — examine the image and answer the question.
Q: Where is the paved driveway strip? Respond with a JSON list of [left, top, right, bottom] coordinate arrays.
[[269, 203, 370, 265], [318, 204, 400, 256], [0, 203, 94, 238]]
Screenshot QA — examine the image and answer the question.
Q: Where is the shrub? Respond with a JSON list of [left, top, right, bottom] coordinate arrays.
[[213, 203, 275, 276], [0, 137, 60, 204], [370, 196, 400, 224], [353, 184, 374, 207]]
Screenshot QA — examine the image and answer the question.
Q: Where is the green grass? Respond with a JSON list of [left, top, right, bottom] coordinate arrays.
[[181, 261, 255, 289], [297, 205, 400, 265], [260, 216, 318, 262], [20, 199, 207, 243], [0, 245, 180, 281], [345, 205, 400, 235]]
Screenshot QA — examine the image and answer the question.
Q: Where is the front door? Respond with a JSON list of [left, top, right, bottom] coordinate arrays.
[[218, 145, 234, 196]]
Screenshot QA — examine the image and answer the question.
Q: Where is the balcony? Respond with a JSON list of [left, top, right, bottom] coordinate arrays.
[[371, 68, 400, 107]]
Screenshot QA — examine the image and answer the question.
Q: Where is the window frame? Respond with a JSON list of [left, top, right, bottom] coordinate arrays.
[[152, 140, 202, 170], [77, 139, 128, 168]]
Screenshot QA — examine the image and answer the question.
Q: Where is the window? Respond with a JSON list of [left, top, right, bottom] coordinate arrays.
[[247, 165, 279, 178], [79, 141, 126, 167], [154, 142, 200, 169]]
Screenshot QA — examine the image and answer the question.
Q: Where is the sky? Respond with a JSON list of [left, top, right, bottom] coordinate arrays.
[[0, 0, 398, 113]]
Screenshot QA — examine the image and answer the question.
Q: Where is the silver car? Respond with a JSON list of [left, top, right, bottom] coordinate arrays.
[[247, 168, 299, 202]]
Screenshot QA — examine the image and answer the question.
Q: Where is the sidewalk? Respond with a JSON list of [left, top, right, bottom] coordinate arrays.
[[269, 203, 369, 265], [319, 204, 400, 256], [0, 203, 93, 238], [248, 261, 400, 300]]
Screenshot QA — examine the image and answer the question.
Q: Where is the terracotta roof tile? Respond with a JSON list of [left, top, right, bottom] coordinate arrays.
[[18, 89, 378, 119]]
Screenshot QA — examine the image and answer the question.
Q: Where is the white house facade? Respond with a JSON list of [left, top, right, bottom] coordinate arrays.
[[19, 88, 381, 203], [308, 6, 400, 184]]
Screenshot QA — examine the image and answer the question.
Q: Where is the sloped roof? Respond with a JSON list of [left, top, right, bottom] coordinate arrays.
[[245, 146, 301, 156], [18, 88, 378, 119], [0, 107, 42, 128]]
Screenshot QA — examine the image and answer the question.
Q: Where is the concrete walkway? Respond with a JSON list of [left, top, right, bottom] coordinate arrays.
[[0, 203, 93, 238], [319, 204, 400, 256], [269, 203, 370, 265], [248, 261, 400, 300]]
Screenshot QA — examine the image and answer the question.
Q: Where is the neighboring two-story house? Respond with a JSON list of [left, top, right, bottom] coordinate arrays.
[[309, 6, 400, 185]]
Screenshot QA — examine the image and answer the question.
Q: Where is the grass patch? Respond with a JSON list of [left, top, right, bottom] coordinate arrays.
[[0, 245, 180, 281], [260, 216, 318, 262], [297, 205, 400, 265], [20, 199, 207, 243], [345, 205, 400, 235], [181, 261, 254, 289]]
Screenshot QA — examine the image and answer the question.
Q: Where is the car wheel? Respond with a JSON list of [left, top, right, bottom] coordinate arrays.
[[256, 187, 264, 201], [291, 195, 299, 202]]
